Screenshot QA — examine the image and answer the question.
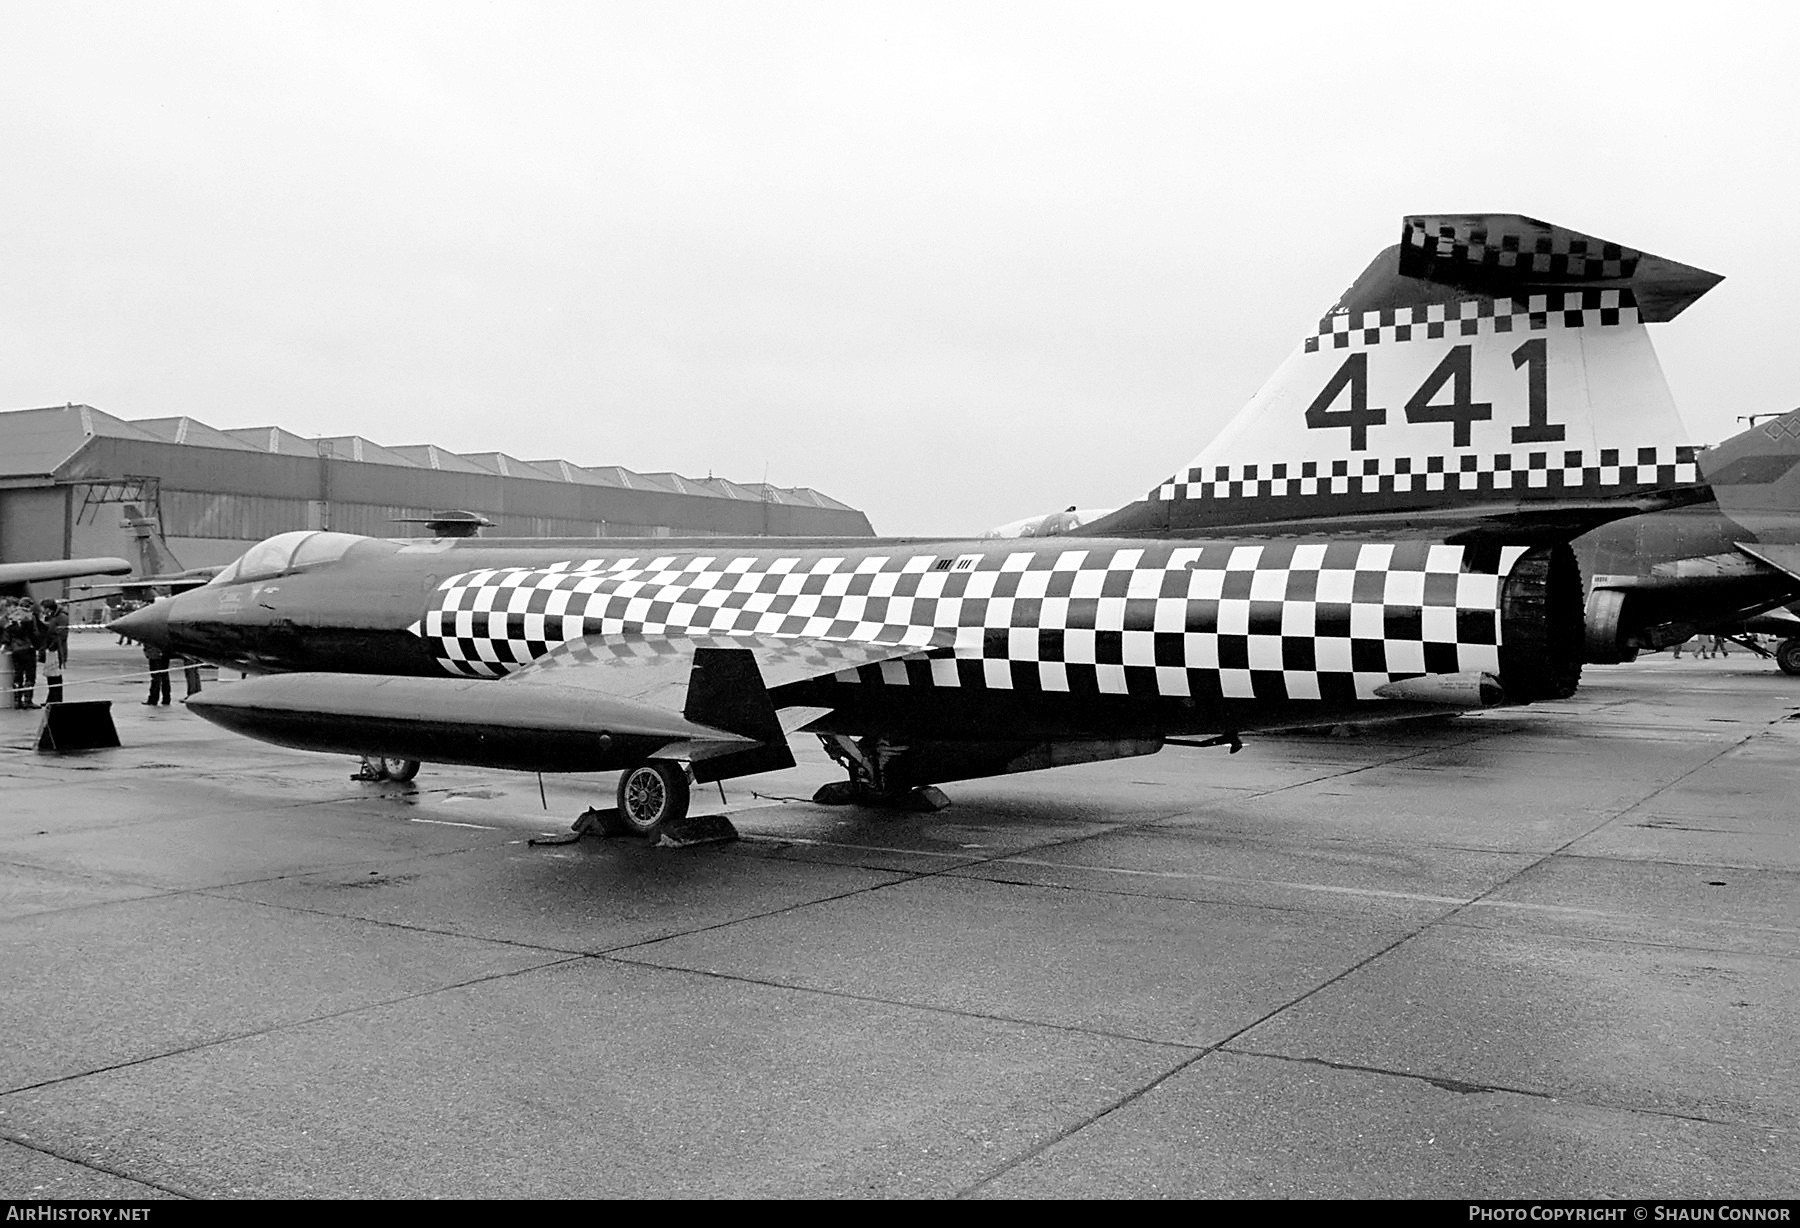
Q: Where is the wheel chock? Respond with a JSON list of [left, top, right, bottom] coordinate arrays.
[[653, 813, 739, 848], [809, 781, 951, 812], [812, 780, 858, 806], [900, 785, 951, 812], [531, 807, 738, 848], [528, 806, 615, 845]]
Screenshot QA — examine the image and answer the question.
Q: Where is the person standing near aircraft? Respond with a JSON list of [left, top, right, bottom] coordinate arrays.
[[37, 598, 68, 704], [142, 633, 172, 706], [3, 598, 42, 709], [38, 599, 68, 670]]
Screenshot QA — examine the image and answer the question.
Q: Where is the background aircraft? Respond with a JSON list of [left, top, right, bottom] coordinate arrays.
[[1580, 408, 1800, 671], [69, 505, 224, 607], [114, 214, 1717, 836], [0, 556, 130, 600]]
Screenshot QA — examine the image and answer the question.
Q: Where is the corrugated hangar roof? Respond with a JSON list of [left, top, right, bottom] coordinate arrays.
[[0, 405, 164, 479], [580, 465, 661, 491], [0, 404, 876, 536], [224, 425, 327, 457], [783, 486, 856, 512], [460, 452, 565, 482], [134, 416, 261, 451], [694, 476, 763, 501], [643, 471, 731, 500], [312, 435, 422, 467], [524, 460, 637, 489], [387, 444, 490, 473]]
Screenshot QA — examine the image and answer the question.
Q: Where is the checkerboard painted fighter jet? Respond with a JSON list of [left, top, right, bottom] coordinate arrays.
[[112, 215, 1720, 836]]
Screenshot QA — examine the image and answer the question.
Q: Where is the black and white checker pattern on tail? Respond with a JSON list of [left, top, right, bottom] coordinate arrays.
[[1401, 217, 1639, 283], [1303, 289, 1636, 354], [409, 541, 1527, 705], [1154, 445, 1700, 503]]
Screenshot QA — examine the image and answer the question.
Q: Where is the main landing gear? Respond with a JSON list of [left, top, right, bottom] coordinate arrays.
[[1778, 637, 1800, 677], [812, 734, 952, 812]]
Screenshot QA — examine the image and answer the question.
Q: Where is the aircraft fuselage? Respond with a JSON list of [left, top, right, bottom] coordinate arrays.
[[125, 532, 1582, 745]]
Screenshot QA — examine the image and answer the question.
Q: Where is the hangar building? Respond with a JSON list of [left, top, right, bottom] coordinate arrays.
[[0, 404, 875, 584]]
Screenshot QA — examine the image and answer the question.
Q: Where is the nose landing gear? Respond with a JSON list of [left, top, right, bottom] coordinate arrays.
[[603, 760, 692, 837], [353, 756, 421, 782]]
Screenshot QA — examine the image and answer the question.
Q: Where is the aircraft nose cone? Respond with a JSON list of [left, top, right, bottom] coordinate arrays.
[[108, 600, 170, 649]]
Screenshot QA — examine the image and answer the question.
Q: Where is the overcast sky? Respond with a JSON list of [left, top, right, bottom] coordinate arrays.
[[3, 2, 1796, 535]]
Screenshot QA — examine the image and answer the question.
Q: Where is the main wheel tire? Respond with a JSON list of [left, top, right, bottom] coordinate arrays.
[[614, 762, 690, 837], [1777, 637, 1800, 676]]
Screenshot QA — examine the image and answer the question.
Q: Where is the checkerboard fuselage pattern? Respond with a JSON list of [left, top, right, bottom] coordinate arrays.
[[413, 541, 1527, 705]]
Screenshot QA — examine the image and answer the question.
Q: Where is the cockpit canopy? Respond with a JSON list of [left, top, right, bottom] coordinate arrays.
[[207, 531, 381, 586]]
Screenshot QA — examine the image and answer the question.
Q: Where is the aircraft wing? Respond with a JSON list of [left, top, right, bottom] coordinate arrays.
[[501, 629, 954, 705], [0, 557, 133, 590], [1, 556, 134, 599], [1734, 541, 1800, 585], [186, 630, 955, 779]]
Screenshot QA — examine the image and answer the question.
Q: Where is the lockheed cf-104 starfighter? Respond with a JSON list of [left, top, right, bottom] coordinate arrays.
[[113, 214, 1720, 836]]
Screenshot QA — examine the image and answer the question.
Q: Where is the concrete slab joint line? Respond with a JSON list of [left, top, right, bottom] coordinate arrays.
[[2, 646, 1796, 1196]]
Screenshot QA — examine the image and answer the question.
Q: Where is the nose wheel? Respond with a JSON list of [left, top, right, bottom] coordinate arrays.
[[354, 756, 421, 782], [608, 761, 691, 837]]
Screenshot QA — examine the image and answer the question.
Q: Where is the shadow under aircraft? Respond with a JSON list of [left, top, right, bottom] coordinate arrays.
[[114, 213, 1721, 837]]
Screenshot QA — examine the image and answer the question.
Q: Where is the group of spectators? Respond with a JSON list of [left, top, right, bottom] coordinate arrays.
[[3, 595, 202, 709], [2, 596, 70, 709]]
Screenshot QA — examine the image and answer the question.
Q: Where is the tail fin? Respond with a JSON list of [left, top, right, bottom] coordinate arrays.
[[120, 504, 185, 577], [1090, 215, 1722, 543], [1702, 407, 1800, 542]]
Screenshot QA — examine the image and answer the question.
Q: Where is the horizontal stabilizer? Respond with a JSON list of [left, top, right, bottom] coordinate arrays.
[[1391, 216, 1722, 323]]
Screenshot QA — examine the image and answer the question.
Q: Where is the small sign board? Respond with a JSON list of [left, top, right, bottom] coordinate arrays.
[[35, 701, 121, 752]]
